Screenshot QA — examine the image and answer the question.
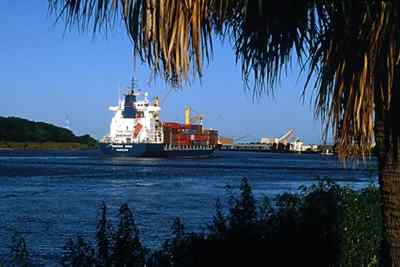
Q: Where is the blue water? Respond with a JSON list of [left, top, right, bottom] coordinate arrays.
[[0, 150, 376, 264]]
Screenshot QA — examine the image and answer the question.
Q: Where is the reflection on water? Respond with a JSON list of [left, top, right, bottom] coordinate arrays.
[[0, 150, 377, 262]]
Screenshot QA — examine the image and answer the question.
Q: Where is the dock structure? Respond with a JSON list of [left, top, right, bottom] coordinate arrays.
[[219, 143, 331, 154], [220, 143, 272, 152], [219, 129, 324, 153]]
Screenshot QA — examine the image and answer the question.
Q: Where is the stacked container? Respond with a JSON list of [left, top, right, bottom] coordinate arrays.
[[208, 130, 218, 146], [163, 122, 218, 146]]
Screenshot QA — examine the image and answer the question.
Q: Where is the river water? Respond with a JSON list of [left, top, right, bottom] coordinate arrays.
[[0, 150, 376, 264]]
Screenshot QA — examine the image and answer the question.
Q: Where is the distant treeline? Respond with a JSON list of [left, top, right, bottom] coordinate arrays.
[[3, 177, 382, 266], [0, 116, 97, 147]]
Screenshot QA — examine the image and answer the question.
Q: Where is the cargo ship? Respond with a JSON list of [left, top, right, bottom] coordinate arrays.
[[99, 84, 218, 157]]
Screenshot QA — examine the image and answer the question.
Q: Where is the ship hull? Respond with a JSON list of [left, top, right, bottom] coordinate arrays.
[[99, 143, 215, 158]]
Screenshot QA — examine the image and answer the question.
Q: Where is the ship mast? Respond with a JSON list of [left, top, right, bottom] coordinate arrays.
[[131, 56, 138, 91], [131, 78, 137, 91]]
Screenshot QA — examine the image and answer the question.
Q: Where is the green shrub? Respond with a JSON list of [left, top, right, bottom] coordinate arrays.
[[339, 186, 382, 266], [61, 236, 96, 267]]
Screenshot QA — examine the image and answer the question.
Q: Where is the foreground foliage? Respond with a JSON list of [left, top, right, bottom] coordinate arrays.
[[4, 178, 382, 266]]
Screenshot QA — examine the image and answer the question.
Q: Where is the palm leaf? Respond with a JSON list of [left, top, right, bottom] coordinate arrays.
[[309, 1, 400, 158]]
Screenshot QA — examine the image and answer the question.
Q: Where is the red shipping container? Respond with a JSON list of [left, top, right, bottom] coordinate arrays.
[[193, 134, 209, 142], [163, 122, 182, 129], [173, 134, 191, 145], [173, 134, 190, 142]]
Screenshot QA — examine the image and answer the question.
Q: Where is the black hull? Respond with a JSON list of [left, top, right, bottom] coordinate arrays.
[[99, 143, 215, 158]]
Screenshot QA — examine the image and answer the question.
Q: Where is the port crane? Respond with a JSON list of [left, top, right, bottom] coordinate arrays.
[[184, 106, 205, 125], [261, 129, 297, 144], [277, 129, 296, 144]]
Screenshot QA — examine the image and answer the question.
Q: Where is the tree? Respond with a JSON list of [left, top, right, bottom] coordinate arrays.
[[49, 1, 400, 264], [9, 230, 30, 267], [112, 203, 145, 267], [96, 202, 112, 267], [228, 177, 257, 236], [208, 198, 227, 239], [167, 217, 188, 267]]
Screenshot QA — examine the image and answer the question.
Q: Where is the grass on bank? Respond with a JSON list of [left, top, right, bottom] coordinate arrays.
[[2, 178, 382, 266]]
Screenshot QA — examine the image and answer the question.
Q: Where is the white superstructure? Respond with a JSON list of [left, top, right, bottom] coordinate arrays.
[[102, 89, 163, 144]]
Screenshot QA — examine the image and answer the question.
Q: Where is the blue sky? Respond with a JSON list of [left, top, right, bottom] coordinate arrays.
[[0, 1, 324, 144]]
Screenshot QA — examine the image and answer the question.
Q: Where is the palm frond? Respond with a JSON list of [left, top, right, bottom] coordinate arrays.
[[219, 1, 317, 96], [309, 1, 400, 158], [49, 0, 218, 86]]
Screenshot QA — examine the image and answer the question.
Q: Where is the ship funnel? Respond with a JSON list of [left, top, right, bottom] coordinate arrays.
[[122, 91, 137, 118], [184, 106, 191, 125]]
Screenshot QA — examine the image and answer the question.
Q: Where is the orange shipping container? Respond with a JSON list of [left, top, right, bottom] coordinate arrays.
[[208, 130, 218, 137]]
